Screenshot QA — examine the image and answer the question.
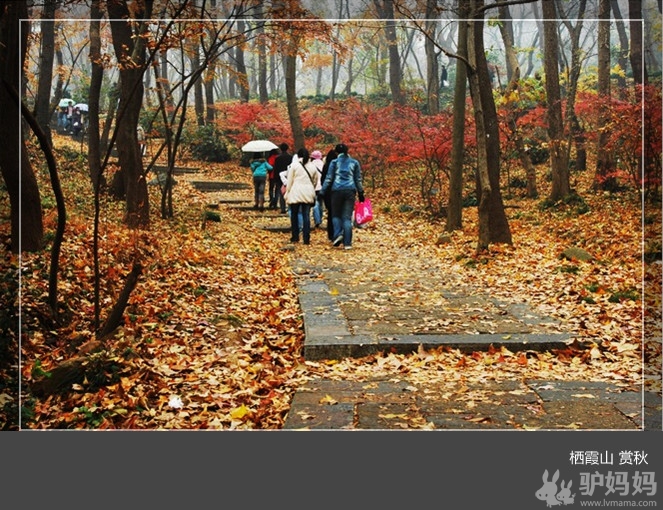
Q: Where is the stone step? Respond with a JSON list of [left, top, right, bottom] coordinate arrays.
[[216, 198, 252, 204], [282, 378, 653, 430], [154, 165, 200, 175], [191, 181, 251, 191], [260, 225, 291, 233], [296, 276, 578, 361]]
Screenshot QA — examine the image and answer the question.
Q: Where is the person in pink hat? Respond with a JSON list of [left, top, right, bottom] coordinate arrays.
[[310, 150, 325, 227]]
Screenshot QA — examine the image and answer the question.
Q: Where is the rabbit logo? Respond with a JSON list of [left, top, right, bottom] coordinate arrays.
[[536, 469, 575, 507], [556, 480, 575, 505]]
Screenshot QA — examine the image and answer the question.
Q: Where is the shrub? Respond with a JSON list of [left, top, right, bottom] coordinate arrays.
[[186, 125, 231, 162]]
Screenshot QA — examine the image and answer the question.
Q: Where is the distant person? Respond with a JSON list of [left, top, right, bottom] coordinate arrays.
[[250, 153, 272, 211], [137, 125, 146, 157], [310, 150, 325, 228], [66, 100, 74, 132], [266, 148, 280, 209], [284, 148, 318, 245], [273, 143, 293, 213], [319, 143, 364, 250], [319, 148, 338, 241], [57, 103, 67, 130], [71, 107, 83, 138]]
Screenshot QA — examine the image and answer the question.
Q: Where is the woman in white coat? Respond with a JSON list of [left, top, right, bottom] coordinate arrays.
[[284, 148, 318, 244]]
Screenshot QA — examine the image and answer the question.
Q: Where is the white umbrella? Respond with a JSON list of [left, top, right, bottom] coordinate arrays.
[[74, 103, 89, 112], [58, 98, 73, 108], [241, 140, 278, 153]]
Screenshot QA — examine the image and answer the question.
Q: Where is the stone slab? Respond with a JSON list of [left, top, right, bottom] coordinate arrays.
[[217, 198, 251, 204], [527, 380, 641, 403], [153, 165, 200, 175], [191, 181, 251, 191], [281, 402, 354, 430], [531, 401, 639, 429]]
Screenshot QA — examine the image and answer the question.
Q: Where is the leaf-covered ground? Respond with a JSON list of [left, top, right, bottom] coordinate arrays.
[[6, 133, 661, 429]]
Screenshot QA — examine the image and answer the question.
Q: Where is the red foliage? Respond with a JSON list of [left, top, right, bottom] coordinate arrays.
[[576, 85, 662, 193], [214, 82, 663, 199], [214, 101, 293, 149]]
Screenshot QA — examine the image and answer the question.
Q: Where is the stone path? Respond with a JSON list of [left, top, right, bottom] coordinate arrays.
[[282, 379, 657, 430], [197, 176, 660, 430]]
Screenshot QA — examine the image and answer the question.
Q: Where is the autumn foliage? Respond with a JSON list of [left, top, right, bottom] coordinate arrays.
[[2, 77, 661, 429]]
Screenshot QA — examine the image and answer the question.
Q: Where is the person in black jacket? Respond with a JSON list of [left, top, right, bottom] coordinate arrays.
[[273, 143, 293, 213], [319, 148, 338, 241], [319, 143, 365, 249]]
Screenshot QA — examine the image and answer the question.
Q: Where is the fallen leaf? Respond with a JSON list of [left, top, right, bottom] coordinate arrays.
[[379, 413, 408, 419], [230, 404, 250, 419], [319, 394, 338, 405]]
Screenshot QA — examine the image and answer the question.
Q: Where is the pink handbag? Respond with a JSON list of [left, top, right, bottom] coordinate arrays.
[[354, 197, 373, 225]]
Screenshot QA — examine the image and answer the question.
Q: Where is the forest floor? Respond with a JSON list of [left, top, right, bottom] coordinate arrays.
[[2, 133, 661, 430]]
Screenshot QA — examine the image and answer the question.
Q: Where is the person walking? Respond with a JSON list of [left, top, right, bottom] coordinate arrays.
[[65, 100, 74, 132], [310, 150, 325, 228], [71, 107, 83, 138], [319, 148, 338, 241], [266, 148, 280, 209], [284, 148, 318, 245], [319, 143, 364, 250], [273, 143, 293, 213], [250, 154, 272, 211]]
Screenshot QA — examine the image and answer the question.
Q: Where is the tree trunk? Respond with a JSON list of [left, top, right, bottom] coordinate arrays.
[[284, 34, 304, 150], [374, 0, 404, 105], [52, 46, 65, 118], [594, 0, 617, 191], [560, 0, 587, 173], [330, 0, 345, 101], [236, 18, 249, 102], [160, 49, 174, 106], [446, 3, 469, 233], [108, 0, 152, 229], [344, 52, 355, 96], [205, 65, 216, 123], [468, 0, 511, 251], [192, 42, 205, 126], [629, 0, 647, 85], [88, 0, 105, 192], [0, 1, 43, 253], [100, 82, 119, 157], [610, 0, 629, 91], [34, 1, 59, 146], [499, 3, 537, 198], [256, 15, 268, 104], [425, 0, 439, 115], [542, 0, 570, 202]]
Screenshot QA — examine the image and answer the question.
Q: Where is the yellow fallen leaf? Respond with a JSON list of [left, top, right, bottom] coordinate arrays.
[[319, 394, 338, 405], [230, 404, 250, 419], [329, 287, 339, 296], [379, 413, 408, 419]]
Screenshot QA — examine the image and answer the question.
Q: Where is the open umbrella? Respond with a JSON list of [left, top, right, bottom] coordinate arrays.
[[58, 98, 73, 108], [241, 140, 278, 153], [74, 103, 89, 112]]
